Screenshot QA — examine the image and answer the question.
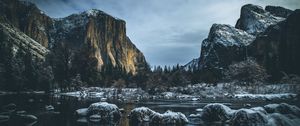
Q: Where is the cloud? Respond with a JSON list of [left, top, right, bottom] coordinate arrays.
[[27, 0, 300, 66]]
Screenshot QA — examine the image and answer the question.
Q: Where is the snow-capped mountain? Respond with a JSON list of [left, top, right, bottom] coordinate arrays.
[[198, 24, 255, 70], [185, 4, 299, 81], [235, 4, 285, 35]]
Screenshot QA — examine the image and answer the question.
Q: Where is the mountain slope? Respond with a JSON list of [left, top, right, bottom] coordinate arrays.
[[0, 22, 48, 59], [198, 24, 255, 70], [0, 0, 53, 48]]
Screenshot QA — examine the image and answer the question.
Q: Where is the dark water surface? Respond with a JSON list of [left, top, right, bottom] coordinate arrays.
[[0, 94, 299, 126]]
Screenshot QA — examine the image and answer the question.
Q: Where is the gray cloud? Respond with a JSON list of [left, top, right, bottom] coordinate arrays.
[[27, 0, 300, 66]]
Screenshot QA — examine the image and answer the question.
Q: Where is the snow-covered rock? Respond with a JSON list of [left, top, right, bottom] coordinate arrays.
[[0, 23, 49, 59], [75, 108, 88, 117], [201, 103, 235, 122], [128, 107, 157, 125], [235, 4, 285, 35], [75, 102, 121, 123], [193, 103, 300, 126], [45, 105, 54, 111], [128, 107, 188, 125], [86, 102, 121, 122], [265, 5, 293, 18], [207, 24, 255, 47], [267, 113, 300, 126], [150, 110, 188, 125], [251, 107, 267, 114], [264, 103, 300, 117], [198, 24, 255, 71], [231, 108, 268, 126]]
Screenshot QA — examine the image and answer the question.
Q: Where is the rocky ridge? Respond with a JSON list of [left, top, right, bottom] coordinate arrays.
[[187, 4, 298, 81]]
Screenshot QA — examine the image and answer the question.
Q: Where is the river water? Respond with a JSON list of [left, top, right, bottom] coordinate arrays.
[[0, 94, 299, 126]]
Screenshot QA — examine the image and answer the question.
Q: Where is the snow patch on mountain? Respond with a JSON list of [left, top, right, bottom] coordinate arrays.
[[236, 4, 285, 35], [208, 24, 255, 47]]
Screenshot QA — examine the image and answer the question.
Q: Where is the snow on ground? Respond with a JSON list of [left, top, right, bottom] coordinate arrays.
[[60, 87, 148, 101], [234, 93, 297, 100], [60, 83, 299, 101]]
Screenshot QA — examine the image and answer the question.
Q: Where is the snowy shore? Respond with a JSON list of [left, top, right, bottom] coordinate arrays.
[[60, 83, 300, 101]]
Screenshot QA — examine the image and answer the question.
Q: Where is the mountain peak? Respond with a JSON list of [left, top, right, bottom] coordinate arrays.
[[265, 5, 293, 18], [84, 9, 106, 17], [241, 4, 265, 15], [235, 4, 285, 35]]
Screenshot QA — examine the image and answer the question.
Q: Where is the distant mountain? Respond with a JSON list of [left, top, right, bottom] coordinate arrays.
[[182, 58, 199, 71], [0, 0, 148, 88], [185, 4, 299, 82]]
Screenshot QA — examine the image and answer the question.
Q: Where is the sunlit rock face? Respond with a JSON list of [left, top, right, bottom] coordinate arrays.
[[52, 9, 146, 74], [0, 0, 147, 75]]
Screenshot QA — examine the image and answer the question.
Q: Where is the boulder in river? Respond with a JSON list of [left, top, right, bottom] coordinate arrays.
[[264, 103, 300, 117], [267, 113, 300, 126], [128, 107, 156, 125], [231, 109, 268, 126], [150, 110, 188, 125], [128, 107, 188, 126], [75, 102, 121, 123], [201, 103, 235, 122], [45, 105, 54, 111]]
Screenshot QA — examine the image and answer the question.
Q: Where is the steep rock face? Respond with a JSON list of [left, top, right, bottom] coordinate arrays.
[[0, 0, 53, 48], [186, 4, 298, 82], [0, 0, 147, 75], [235, 4, 285, 35], [0, 22, 48, 59], [0, 22, 50, 90], [198, 24, 255, 69], [51, 9, 146, 74], [265, 6, 293, 18], [249, 10, 300, 80]]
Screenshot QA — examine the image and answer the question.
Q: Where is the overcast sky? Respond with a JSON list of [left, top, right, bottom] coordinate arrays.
[[26, 0, 300, 67]]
